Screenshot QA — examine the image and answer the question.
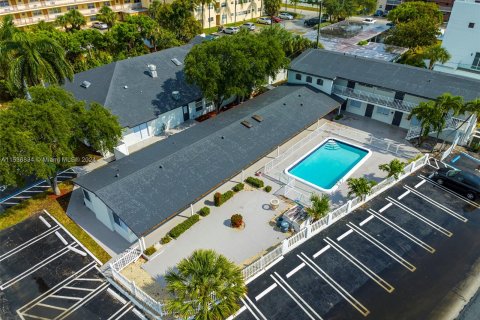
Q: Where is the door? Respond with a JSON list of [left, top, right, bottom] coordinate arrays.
[[183, 106, 190, 122], [394, 91, 405, 101], [365, 104, 374, 118], [392, 111, 403, 126], [133, 123, 149, 140], [341, 100, 347, 111], [216, 14, 220, 25], [347, 81, 356, 89]]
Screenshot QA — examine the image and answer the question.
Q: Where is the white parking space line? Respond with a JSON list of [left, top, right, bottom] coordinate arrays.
[[107, 288, 127, 304], [36, 303, 68, 311], [271, 272, 322, 320], [241, 295, 267, 320], [107, 302, 132, 320], [397, 190, 410, 200], [359, 215, 374, 226], [62, 286, 95, 292], [347, 223, 416, 272], [240, 298, 261, 320], [56, 282, 109, 320], [39, 216, 52, 228], [337, 229, 353, 241], [19, 313, 51, 320], [255, 283, 277, 301], [414, 180, 426, 189], [378, 203, 392, 213], [55, 231, 69, 246], [76, 278, 104, 282], [324, 238, 394, 293], [0, 226, 60, 262], [47, 295, 83, 301], [298, 253, 369, 317], [367, 209, 435, 254], [68, 246, 87, 256], [404, 185, 468, 222], [313, 245, 330, 258], [419, 175, 480, 208], [387, 197, 453, 237], [286, 263, 305, 278]]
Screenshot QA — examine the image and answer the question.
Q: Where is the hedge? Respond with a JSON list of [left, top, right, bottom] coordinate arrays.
[[198, 206, 210, 217], [169, 214, 200, 239], [245, 176, 264, 188], [214, 190, 235, 206], [161, 235, 171, 244], [232, 183, 244, 192]]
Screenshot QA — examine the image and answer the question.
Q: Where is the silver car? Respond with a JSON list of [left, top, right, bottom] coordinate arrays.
[[241, 22, 256, 31], [257, 17, 272, 25], [279, 12, 294, 20], [92, 21, 108, 30], [223, 26, 240, 34]]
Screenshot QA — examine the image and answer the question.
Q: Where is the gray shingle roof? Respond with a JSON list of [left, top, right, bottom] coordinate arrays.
[[74, 85, 342, 236], [290, 49, 480, 101], [63, 42, 202, 128]]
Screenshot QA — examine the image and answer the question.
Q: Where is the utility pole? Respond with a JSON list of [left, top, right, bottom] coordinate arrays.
[[316, 0, 323, 49]]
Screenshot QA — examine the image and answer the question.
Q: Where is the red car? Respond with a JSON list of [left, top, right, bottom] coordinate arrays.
[[272, 16, 282, 23]]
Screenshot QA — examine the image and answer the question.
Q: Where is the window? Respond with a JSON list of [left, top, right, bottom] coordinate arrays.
[[134, 0, 141, 3], [90, 15, 97, 21], [49, 7, 61, 13], [221, 2, 226, 7], [349, 100, 361, 108], [66, 5, 78, 10], [32, 10, 42, 16], [209, 17, 214, 22], [295, 73, 302, 80], [316, 78, 323, 86], [410, 116, 420, 126], [376, 106, 390, 115], [112, 212, 129, 230], [306, 76, 312, 83], [104, 1, 111, 6], [472, 52, 480, 70], [88, 3, 95, 9], [468, 22, 475, 28], [82, 189, 91, 202], [133, 123, 150, 140], [0, 0, 9, 8], [124, 0, 131, 3], [195, 100, 203, 112]]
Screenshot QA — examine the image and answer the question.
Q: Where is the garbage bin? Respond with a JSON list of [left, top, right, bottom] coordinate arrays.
[[280, 221, 289, 233]]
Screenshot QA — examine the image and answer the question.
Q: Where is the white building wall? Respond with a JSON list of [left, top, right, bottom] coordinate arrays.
[[148, 106, 186, 136], [195, 0, 262, 28], [287, 70, 334, 94]]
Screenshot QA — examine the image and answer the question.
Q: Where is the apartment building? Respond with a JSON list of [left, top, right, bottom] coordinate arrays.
[[192, 0, 262, 29], [0, 0, 146, 27], [434, 0, 480, 80]]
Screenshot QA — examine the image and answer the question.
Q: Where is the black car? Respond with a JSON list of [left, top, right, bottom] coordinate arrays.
[[432, 168, 480, 200], [304, 17, 328, 27]]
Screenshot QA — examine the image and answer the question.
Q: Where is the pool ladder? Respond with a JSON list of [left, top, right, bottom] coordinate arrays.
[[325, 140, 340, 150]]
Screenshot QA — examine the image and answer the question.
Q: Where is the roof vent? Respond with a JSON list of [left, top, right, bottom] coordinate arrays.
[[115, 173, 120, 178], [241, 120, 252, 128], [124, 85, 128, 89], [252, 114, 263, 122], [147, 64, 157, 78], [172, 91, 180, 100], [81, 81, 91, 88], [171, 58, 182, 66]]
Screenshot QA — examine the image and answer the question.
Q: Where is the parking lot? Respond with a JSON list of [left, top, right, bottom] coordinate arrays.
[[0, 212, 144, 320], [234, 165, 480, 319]]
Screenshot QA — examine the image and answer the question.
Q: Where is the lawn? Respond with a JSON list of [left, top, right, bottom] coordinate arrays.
[[0, 181, 111, 263]]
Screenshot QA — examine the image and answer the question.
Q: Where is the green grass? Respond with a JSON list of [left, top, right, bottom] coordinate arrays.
[[284, 3, 320, 12], [0, 181, 111, 263]]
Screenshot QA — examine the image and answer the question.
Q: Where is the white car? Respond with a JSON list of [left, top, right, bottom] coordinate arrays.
[[241, 22, 256, 31], [92, 21, 108, 30], [257, 17, 272, 25], [279, 12, 294, 20], [223, 26, 240, 34], [363, 18, 376, 24]]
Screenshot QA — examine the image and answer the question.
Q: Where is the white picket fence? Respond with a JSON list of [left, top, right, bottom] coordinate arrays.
[[242, 154, 429, 282]]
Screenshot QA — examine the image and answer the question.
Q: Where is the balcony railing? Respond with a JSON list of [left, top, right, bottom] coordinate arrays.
[[457, 63, 480, 74], [332, 85, 418, 113]]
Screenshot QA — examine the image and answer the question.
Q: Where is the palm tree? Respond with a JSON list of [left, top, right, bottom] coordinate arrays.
[[379, 159, 406, 179], [56, 9, 86, 32], [305, 193, 330, 221], [347, 177, 377, 201], [165, 249, 246, 319], [431, 93, 464, 151], [423, 44, 451, 70], [408, 101, 440, 146], [97, 6, 117, 29], [0, 15, 17, 41], [0, 32, 73, 95]]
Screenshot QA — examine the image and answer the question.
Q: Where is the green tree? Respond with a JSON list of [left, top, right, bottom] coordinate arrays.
[[423, 44, 451, 70], [0, 15, 17, 41], [305, 193, 330, 221], [154, 0, 202, 42], [408, 101, 441, 146], [387, 1, 443, 24], [378, 159, 406, 179], [97, 5, 117, 29], [290, 0, 300, 12], [264, 0, 282, 20], [108, 22, 148, 57], [259, 24, 317, 58], [165, 249, 246, 319], [347, 177, 377, 200], [397, 49, 427, 68], [56, 9, 86, 32]]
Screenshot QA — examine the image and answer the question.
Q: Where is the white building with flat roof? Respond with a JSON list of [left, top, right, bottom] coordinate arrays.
[[434, 0, 480, 80]]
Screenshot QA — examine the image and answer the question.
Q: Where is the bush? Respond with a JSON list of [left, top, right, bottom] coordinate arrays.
[[357, 40, 368, 46], [198, 206, 210, 217], [245, 176, 264, 188], [470, 142, 480, 153], [161, 235, 172, 244], [334, 114, 343, 120], [232, 183, 244, 192], [144, 246, 157, 256], [231, 214, 243, 228], [214, 190, 235, 206], [264, 185, 272, 193], [169, 214, 200, 239]]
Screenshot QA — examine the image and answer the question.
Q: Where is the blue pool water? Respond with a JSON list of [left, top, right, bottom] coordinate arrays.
[[287, 139, 369, 191]]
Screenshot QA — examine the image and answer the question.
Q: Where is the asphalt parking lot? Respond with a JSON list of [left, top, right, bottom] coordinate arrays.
[[0, 212, 144, 320], [234, 165, 480, 320]]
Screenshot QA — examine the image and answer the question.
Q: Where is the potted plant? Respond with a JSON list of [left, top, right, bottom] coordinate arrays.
[[230, 214, 244, 229]]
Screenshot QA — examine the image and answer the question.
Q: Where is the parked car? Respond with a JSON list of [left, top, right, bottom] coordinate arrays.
[[205, 33, 221, 40], [382, 10, 389, 17], [279, 12, 294, 20], [386, 22, 395, 27], [432, 168, 480, 200], [92, 21, 108, 30], [257, 17, 272, 25], [241, 22, 256, 31], [303, 17, 326, 27], [363, 18, 376, 24], [373, 10, 383, 17], [223, 26, 240, 34], [272, 16, 282, 23]]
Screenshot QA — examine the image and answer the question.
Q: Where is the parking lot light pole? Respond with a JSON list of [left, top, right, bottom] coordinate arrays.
[[316, 0, 323, 49]]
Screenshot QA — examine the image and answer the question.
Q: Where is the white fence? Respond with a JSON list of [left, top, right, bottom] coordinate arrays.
[[110, 246, 142, 272], [242, 154, 429, 282]]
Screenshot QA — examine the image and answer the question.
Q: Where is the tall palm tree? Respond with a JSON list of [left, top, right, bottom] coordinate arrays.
[[97, 5, 117, 29], [56, 9, 86, 32], [306, 193, 330, 221], [408, 101, 437, 146], [165, 249, 246, 319], [423, 44, 451, 70], [0, 15, 17, 41], [431, 93, 464, 151], [0, 32, 73, 95]]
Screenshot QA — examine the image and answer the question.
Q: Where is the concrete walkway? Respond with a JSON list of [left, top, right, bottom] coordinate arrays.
[[143, 190, 290, 281]]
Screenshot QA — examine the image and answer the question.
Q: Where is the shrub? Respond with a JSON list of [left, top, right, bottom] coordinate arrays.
[[245, 176, 264, 188], [357, 40, 368, 46], [161, 235, 172, 244], [264, 185, 272, 193], [214, 190, 235, 206], [231, 214, 243, 228], [169, 214, 200, 239], [232, 183, 244, 192], [198, 206, 210, 217], [144, 246, 157, 256], [470, 142, 480, 153], [334, 114, 343, 120]]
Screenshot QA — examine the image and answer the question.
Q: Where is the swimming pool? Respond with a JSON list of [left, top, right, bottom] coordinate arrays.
[[285, 138, 371, 192]]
